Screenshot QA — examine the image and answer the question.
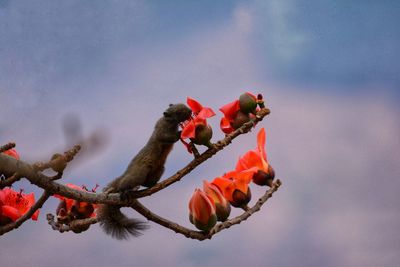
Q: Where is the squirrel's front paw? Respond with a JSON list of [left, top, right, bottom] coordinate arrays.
[[120, 189, 137, 202]]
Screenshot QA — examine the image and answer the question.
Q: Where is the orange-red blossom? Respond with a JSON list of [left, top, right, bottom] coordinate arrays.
[[189, 188, 217, 231], [203, 180, 231, 222], [236, 128, 275, 186], [212, 168, 258, 208], [219, 92, 259, 134], [0, 187, 39, 225], [181, 97, 215, 151], [54, 183, 98, 221]]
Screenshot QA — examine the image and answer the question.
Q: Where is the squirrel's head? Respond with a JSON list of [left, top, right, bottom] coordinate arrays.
[[163, 103, 192, 123]]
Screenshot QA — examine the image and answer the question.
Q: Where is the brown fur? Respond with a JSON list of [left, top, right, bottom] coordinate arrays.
[[97, 103, 192, 240]]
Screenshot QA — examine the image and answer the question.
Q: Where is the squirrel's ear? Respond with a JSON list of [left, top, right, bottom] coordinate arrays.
[[169, 104, 173, 107]]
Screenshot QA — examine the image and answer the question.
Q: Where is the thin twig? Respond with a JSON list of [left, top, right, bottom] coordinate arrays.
[[130, 179, 281, 240], [33, 145, 81, 172], [46, 214, 98, 233], [0, 191, 51, 235], [0, 172, 22, 189]]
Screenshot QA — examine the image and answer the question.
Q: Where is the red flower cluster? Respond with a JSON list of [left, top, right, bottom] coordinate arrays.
[[220, 92, 263, 134], [181, 97, 215, 152], [189, 180, 231, 232], [212, 168, 257, 208], [54, 184, 98, 223], [188, 127, 275, 230], [0, 187, 39, 225]]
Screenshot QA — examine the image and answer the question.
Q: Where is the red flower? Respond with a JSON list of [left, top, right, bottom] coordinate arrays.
[[189, 188, 217, 231], [54, 184, 97, 221], [236, 128, 275, 186], [212, 168, 257, 208], [181, 97, 215, 149], [220, 99, 240, 122], [219, 92, 259, 134], [186, 97, 215, 123], [0, 187, 39, 225], [203, 180, 230, 222], [2, 148, 20, 160]]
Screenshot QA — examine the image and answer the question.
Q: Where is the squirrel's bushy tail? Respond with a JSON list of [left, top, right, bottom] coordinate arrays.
[[97, 204, 149, 240]]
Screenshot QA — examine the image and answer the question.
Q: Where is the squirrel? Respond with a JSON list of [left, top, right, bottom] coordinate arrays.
[[97, 103, 192, 240]]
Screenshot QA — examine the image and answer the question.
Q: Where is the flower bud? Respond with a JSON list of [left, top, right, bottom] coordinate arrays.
[[191, 124, 213, 146], [252, 165, 275, 186], [203, 181, 231, 222], [239, 92, 257, 114], [189, 189, 217, 232], [231, 187, 252, 208], [231, 111, 251, 129]]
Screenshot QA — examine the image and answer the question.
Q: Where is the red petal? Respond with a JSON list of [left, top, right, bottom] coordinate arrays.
[[31, 209, 40, 221], [235, 156, 248, 172], [187, 97, 203, 114], [219, 100, 240, 121], [1, 205, 22, 221], [203, 180, 225, 205], [189, 189, 215, 224], [236, 151, 264, 171], [220, 117, 234, 134], [257, 128, 267, 161], [197, 108, 215, 120], [181, 120, 196, 139], [212, 177, 235, 202], [180, 138, 193, 154]]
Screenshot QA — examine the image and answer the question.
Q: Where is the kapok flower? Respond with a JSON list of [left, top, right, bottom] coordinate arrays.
[[189, 188, 217, 231], [2, 148, 20, 160], [236, 128, 275, 186], [203, 180, 230, 222], [219, 92, 260, 134], [212, 168, 257, 208], [181, 97, 215, 149], [0, 187, 39, 225], [54, 183, 98, 222]]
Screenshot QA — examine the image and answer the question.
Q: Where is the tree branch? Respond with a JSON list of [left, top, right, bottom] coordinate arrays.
[[46, 214, 98, 233], [130, 179, 281, 241], [0, 108, 271, 206]]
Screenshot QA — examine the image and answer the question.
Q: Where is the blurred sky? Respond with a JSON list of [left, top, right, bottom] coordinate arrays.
[[1, 1, 399, 267]]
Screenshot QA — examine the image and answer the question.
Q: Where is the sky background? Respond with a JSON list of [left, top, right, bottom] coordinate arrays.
[[1, 1, 399, 266]]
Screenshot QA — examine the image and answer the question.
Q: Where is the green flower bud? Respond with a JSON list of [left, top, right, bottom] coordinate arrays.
[[239, 93, 257, 114], [191, 124, 213, 146]]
